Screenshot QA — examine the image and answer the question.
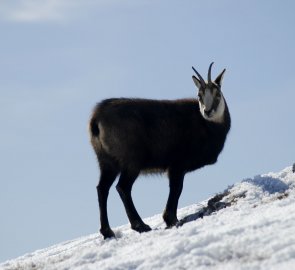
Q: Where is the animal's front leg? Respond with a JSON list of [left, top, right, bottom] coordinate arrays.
[[163, 169, 184, 227]]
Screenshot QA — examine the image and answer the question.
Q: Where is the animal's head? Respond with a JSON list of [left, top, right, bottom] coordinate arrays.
[[192, 62, 226, 123]]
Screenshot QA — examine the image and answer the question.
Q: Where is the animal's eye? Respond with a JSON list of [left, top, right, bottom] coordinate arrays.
[[198, 94, 203, 102]]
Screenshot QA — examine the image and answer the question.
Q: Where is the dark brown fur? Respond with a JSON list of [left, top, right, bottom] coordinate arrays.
[[91, 98, 230, 171], [89, 97, 230, 239]]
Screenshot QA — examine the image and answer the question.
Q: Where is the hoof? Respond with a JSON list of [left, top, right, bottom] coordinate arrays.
[[131, 222, 152, 233], [163, 212, 178, 228], [100, 227, 116, 239], [165, 221, 178, 229]]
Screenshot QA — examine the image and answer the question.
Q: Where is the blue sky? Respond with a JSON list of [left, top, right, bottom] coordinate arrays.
[[0, 0, 294, 262]]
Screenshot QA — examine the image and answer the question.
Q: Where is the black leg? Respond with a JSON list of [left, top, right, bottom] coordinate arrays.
[[116, 170, 151, 233], [163, 169, 184, 227], [97, 166, 118, 239]]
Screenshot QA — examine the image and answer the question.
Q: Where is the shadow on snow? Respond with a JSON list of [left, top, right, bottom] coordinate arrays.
[[177, 175, 289, 227]]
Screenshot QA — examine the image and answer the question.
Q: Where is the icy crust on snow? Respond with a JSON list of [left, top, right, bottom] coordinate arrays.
[[1, 166, 295, 270]]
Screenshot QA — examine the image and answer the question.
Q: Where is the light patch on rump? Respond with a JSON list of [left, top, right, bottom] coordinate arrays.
[[98, 122, 111, 153]]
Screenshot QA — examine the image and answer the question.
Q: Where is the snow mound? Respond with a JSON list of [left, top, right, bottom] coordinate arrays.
[[1, 166, 295, 270]]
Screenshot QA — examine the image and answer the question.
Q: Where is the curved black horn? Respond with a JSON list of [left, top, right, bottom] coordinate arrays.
[[208, 62, 214, 84], [192, 66, 206, 88]]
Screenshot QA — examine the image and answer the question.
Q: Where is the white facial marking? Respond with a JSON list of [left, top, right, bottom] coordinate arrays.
[[199, 92, 225, 124]]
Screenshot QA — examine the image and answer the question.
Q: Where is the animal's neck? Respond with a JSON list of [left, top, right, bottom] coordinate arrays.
[[205, 98, 231, 151]]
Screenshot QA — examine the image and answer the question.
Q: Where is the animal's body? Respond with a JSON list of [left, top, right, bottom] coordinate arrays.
[[89, 63, 231, 239]]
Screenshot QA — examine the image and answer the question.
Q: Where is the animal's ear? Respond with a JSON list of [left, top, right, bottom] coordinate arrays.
[[192, 75, 202, 89], [214, 69, 226, 87]]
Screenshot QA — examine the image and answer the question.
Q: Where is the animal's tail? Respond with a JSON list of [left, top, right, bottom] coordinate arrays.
[[89, 117, 100, 137]]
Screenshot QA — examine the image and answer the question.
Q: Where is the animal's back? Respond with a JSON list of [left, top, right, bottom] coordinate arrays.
[[89, 98, 206, 171]]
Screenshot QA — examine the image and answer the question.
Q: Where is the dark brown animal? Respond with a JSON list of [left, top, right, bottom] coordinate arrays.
[[89, 63, 231, 239]]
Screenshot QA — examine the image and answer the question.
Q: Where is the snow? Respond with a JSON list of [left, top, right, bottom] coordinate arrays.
[[1, 166, 295, 270]]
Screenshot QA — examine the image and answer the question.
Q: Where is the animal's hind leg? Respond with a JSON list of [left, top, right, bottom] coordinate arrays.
[[97, 164, 119, 239], [116, 170, 151, 233]]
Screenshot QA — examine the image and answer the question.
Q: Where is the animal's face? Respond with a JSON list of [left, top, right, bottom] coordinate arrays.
[[192, 63, 226, 123], [197, 85, 225, 122]]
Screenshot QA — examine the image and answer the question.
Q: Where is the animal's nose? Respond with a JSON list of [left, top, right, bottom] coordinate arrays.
[[204, 108, 213, 116]]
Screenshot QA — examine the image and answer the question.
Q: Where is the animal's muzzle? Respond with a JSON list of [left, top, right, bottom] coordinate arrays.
[[204, 108, 214, 117]]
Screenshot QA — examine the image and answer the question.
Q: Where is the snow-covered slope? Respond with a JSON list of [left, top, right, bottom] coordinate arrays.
[[1, 166, 295, 270]]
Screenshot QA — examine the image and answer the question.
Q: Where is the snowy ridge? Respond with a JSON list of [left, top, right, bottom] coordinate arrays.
[[1, 166, 295, 270]]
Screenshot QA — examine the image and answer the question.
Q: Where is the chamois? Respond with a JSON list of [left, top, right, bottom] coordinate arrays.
[[89, 63, 231, 239]]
